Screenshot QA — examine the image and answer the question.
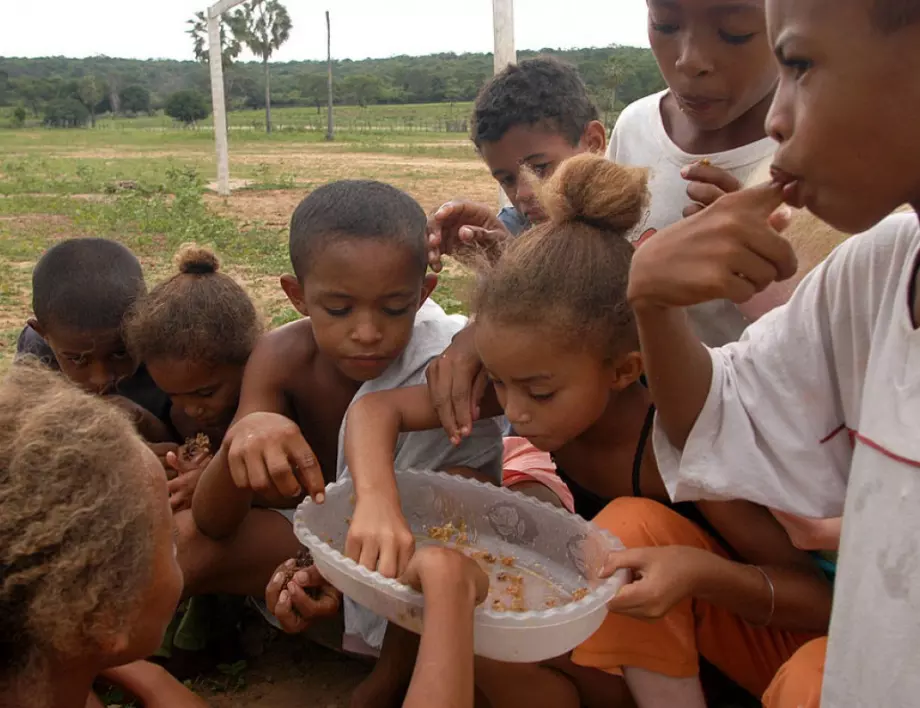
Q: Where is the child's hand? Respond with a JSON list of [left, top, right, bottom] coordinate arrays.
[[223, 411, 325, 502], [165, 449, 211, 512], [345, 496, 416, 578], [427, 200, 511, 272], [602, 546, 713, 620], [426, 326, 488, 444], [681, 161, 744, 217], [265, 557, 341, 634], [400, 546, 489, 603], [628, 183, 797, 310], [149, 442, 181, 479]]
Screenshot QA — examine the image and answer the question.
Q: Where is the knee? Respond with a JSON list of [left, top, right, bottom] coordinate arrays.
[[762, 637, 827, 708], [592, 498, 701, 549]]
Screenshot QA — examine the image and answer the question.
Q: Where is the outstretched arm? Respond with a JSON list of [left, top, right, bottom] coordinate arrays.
[[401, 548, 488, 708], [96, 661, 209, 708]]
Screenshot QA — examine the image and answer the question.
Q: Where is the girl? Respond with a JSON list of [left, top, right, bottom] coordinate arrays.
[[0, 362, 202, 708], [341, 154, 832, 708], [124, 244, 262, 511]]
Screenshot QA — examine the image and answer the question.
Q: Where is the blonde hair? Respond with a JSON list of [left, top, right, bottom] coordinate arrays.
[[475, 153, 648, 354], [0, 361, 156, 687]]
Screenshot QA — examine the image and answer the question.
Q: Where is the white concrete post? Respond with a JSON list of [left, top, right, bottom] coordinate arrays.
[[207, 0, 246, 197], [492, 0, 516, 208]]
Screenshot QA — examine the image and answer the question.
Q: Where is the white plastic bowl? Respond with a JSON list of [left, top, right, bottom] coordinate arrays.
[[293, 469, 627, 663]]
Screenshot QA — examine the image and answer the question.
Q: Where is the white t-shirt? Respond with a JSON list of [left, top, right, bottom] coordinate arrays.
[[609, 90, 777, 346], [653, 212, 920, 707]]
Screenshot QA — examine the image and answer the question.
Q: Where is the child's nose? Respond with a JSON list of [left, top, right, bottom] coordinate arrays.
[[351, 319, 383, 345], [89, 364, 116, 394], [503, 394, 532, 426], [675, 34, 714, 77]]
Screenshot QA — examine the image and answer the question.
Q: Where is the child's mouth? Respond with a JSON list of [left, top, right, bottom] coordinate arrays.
[[770, 166, 806, 209]]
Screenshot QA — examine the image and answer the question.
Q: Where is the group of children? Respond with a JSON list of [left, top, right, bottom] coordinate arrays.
[[3, 0, 919, 706]]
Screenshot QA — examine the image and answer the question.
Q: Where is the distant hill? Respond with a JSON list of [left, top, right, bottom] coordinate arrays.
[[0, 47, 664, 119]]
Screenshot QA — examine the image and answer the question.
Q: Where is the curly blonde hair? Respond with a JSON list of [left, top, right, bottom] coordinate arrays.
[[475, 153, 648, 355], [0, 361, 156, 685], [124, 244, 262, 367]]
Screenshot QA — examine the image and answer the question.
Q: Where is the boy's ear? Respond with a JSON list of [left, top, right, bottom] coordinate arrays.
[[608, 350, 643, 391], [280, 275, 310, 317], [582, 120, 608, 155], [28, 317, 44, 338], [419, 273, 438, 308]]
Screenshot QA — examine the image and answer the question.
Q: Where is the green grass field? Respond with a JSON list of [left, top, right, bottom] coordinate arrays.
[[0, 111, 495, 368]]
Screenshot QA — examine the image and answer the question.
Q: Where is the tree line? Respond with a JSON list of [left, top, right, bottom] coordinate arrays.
[[0, 45, 664, 128]]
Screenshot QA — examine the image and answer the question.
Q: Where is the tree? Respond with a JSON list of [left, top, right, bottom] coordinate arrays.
[[188, 11, 242, 71], [44, 98, 90, 128], [596, 55, 628, 128], [12, 104, 27, 127], [230, 0, 292, 134], [120, 85, 151, 115], [165, 90, 211, 126], [76, 75, 104, 127], [300, 73, 327, 113]]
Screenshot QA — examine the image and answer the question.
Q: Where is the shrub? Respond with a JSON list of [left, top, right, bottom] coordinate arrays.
[[43, 99, 90, 128], [165, 90, 211, 126]]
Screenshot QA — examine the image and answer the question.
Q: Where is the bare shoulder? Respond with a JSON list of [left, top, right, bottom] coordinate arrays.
[[249, 319, 318, 383]]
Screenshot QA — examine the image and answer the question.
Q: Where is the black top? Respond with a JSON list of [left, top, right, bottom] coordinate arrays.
[[15, 324, 172, 424], [554, 403, 737, 558]]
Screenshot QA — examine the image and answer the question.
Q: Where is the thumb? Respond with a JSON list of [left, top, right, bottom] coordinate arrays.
[[731, 180, 785, 216], [458, 225, 500, 245], [165, 451, 181, 472], [601, 548, 647, 578]]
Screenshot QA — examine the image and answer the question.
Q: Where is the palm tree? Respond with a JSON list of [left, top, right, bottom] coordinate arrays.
[[231, 0, 293, 134]]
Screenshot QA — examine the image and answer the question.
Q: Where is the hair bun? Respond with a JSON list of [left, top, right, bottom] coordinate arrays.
[[537, 153, 648, 235], [175, 244, 220, 275]]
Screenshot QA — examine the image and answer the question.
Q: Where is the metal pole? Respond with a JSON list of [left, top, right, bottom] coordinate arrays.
[[326, 10, 334, 141], [492, 0, 516, 208]]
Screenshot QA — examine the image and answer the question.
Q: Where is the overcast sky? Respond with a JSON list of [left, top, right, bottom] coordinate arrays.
[[2, 0, 650, 63]]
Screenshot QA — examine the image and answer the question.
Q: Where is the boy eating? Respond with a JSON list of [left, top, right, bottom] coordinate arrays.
[[188, 179, 501, 704], [17, 237, 172, 442], [624, 0, 920, 704]]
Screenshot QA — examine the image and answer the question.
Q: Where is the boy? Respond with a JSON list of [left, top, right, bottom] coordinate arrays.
[[17, 237, 172, 442], [622, 0, 920, 705], [426, 57, 608, 435], [187, 179, 501, 702]]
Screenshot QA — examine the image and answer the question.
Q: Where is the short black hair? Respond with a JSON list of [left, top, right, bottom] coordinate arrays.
[[871, 0, 920, 31], [472, 57, 599, 149], [32, 238, 146, 331], [289, 180, 427, 279]]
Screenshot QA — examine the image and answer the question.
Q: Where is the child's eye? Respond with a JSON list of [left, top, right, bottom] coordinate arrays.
[[780, 56, 813, 79], [196, 389, 216, 399], [499, 176, 515, 189], [719, 30, 756, 45], [65, 356, 88, 368], [529, 391, 555, 402], [382, 305, 413, 317], [111, 349, 130, 360], [650, 22, 679, 34], [530, 163, 552, 177], [324, 306, 352, 317]]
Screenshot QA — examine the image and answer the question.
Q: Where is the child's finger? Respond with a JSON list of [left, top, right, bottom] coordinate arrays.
[[682, 203, 705, 218], [397, 538, 415, 578], [288, 439, 325, 503], [377, 543, 399, 580], [730, 181, 785, 216], [265, 567, 289, 611], [605, 581, 650, 617], [680, 163, 742, 193], [263, 445, 301, 498], [357, 538, 381, 574], [427, 359, 462, 442], [600, 548, 647, 578], [470, 368, 489, 424], [685, 181, 726, 208]]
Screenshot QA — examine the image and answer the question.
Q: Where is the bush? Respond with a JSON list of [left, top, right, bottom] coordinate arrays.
[[165, 90, 211, 126], [11, 105, 27, 128], [43, 98, 90, 128]]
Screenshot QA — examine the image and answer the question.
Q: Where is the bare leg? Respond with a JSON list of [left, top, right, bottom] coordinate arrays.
[[473, 657, 580, 708], [624, 667, 706, 708], [351, 624, 419, 708], [175, 509, 303, 599], [546, 654, 636, 708]]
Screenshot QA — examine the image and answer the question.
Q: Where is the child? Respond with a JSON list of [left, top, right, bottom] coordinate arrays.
[[624, 0, 920, 703], [17, 237, 173, 443], [190, 179, 502, 703], [427, 57, 606, 270], [124, 244, 262, 511], [0, 362, 201, 707], [342, 154, 832, 708], [425, 57, 608, 436], [608, 0, 779, 346]]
